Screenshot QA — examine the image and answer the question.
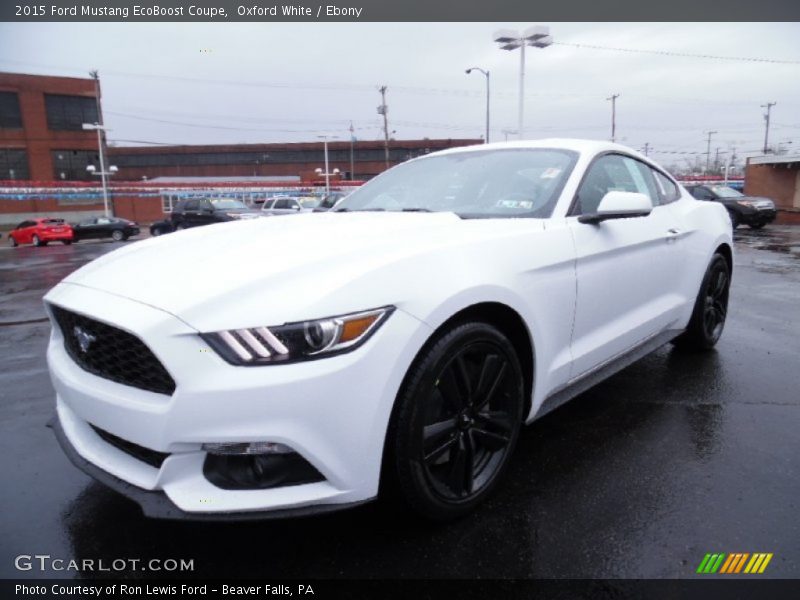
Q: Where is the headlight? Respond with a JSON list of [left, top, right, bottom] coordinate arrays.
[[202, 306, 394, 365], [737, 200, 754, 207]]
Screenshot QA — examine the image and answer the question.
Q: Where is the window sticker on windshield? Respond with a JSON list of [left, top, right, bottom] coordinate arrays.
[[541, 168, 561, 179], [498, 199, 533, 209]]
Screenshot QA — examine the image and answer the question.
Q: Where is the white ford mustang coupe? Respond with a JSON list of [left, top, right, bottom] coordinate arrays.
[[45, 139, 732, 520]]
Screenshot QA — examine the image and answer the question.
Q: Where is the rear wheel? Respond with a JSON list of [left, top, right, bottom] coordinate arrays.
[[9, 235, 18, 247], [674, 253, 731, 351], [32, 234, 44, 247], [387, 322, 525, 520]]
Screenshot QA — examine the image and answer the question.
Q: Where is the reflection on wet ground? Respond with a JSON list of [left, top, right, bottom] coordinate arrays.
[[1, 226, 799, 579]]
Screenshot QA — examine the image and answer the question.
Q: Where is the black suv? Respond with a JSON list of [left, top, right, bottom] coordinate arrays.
[[685, 184, 777, 229], [170, 198, 259, 229]]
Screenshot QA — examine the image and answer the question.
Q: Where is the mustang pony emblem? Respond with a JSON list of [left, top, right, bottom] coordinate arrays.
[[73, 326, 96, 354]]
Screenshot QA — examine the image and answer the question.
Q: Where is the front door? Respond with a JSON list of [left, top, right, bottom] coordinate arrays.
[[567, 153, 684, 379]]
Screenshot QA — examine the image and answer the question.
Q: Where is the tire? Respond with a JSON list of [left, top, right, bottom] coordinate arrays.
[[151, 228, 162, 237], [9, 236, 17, 247], [61, 240, 72, 245], [32, 235, 43, 247], [673, 254, 731, 351], [386, 321, 525, 520], [728, 211, 739, 229], [749, 222, 766, 230], [111, 229, 124, 241]]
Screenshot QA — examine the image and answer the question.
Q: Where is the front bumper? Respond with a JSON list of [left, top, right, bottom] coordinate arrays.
[[45, 283, 431, 517], [739, 208, 777, 225]]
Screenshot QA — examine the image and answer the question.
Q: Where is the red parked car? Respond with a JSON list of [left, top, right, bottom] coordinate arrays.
[[8, 218, 74, 247]]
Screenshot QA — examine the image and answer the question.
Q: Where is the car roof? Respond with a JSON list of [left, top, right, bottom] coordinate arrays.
[[426, 137, 651, 162]]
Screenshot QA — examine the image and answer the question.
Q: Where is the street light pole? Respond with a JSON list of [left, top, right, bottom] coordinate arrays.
[[494, 26, 553, 140], [317, 135, 339, 194], [465, 67, 490, 143], [82, 122, 114, 217]]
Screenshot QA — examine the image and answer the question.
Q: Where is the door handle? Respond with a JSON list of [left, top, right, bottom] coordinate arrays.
[[665, 228, 681, 242]]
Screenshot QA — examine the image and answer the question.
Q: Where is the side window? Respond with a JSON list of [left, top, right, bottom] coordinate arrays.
[[652, 170, 680, 204], [275, 199, 290, 209], [288, 200, 301, 210], [263, 199, 274, 209], [16, 221, 32, 229], [199, 199, 213, 211], [183, 199, 199, 211], [691, 186, 712, 201], [574, 154, 656, 215], [97, 217, 111, 225]]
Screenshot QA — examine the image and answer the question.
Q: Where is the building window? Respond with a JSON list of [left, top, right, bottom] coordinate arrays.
[[0, 149, 29, 179], [45, 94, 98, 131], [51, 149, 100, 180], [0, 92, 23, 129]]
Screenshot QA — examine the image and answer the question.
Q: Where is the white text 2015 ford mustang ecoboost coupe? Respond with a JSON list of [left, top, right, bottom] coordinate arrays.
[[45, 139, 733, 520]]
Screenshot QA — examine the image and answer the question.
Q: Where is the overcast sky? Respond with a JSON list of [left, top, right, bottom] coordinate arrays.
[[1, 22, 798, 169]]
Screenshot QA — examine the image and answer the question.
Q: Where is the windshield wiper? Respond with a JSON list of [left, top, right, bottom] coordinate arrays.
[[334, 207, 386, 212], [399, 208, 433, 212]]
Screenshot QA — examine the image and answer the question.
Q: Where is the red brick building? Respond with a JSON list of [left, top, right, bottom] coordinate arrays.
[[108, 138, 480, 182], [745, 154, 800, 223], [0, 71, 101, 182], [0, 70, 481, 226]]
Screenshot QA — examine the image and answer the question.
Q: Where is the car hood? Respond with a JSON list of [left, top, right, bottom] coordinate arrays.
[[58, 212, 545, 331]]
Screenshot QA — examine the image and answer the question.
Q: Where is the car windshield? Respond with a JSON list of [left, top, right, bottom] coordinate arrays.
[[709, 186, 743, 198], [336, 148, 578, 218], [44, 219, 65, 224], [299, 197, 322, 208], [211, 199, 248, 209]]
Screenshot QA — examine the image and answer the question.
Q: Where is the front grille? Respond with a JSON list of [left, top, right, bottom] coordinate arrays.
[[91, 425, 170, 468], [51, 305, 176, 395]]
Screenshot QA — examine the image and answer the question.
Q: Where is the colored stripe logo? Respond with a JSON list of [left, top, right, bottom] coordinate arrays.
[[697, 553, 773, 574]]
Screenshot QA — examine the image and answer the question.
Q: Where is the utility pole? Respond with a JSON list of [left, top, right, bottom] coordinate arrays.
[[606, 94, 619, 142], [377, 86, 390, 170], [705, 130, 717, 174], [714, 147, 721, 173], [349, 121, 355, 181], [643, 142, 650, 157], [762, 102, 776, 154]]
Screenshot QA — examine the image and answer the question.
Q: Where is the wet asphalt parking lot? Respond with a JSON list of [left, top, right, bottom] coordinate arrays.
[[1, 226, 799, 580]]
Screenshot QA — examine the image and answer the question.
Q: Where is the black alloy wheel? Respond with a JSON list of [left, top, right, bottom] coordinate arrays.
[[388, 322, 525, 520], [674, 253, 731, 351]]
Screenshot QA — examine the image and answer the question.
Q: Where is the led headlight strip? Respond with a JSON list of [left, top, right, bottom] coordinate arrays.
[[203, 306, 394, 365]]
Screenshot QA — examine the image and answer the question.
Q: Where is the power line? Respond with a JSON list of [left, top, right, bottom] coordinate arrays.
[[554, 42, 800, 65]]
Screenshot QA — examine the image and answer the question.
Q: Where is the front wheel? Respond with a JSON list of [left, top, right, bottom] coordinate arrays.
[[749, 222, 766, 230], [61, 240, 72, 245], [674, 254, 731, 351], [32, 235, 44, 247], [9, 236, 18, 247], [728, 211, 739, 230], [387, 322, 525, 520], [111, 229, 124, 241]]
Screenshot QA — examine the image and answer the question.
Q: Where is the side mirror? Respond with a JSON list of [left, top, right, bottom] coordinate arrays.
[[578, 191, 652, 224]]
